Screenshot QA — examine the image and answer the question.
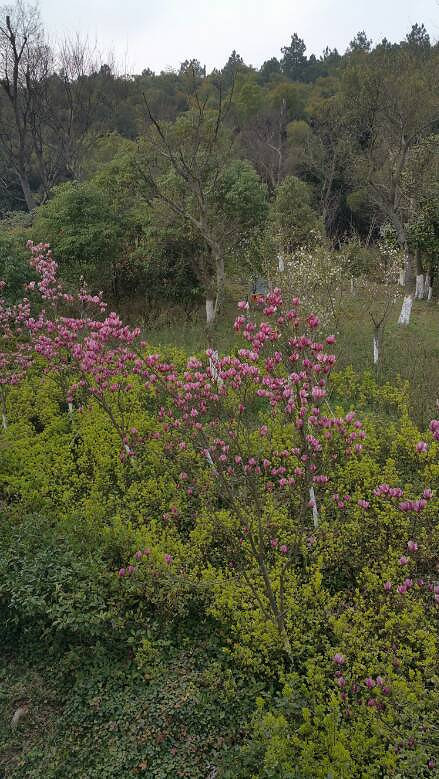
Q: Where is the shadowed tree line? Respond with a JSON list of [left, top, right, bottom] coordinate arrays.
[[0, 2, 438, 320]]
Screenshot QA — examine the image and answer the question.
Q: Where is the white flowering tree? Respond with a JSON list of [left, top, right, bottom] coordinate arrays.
[[268, 240, 402, 368]]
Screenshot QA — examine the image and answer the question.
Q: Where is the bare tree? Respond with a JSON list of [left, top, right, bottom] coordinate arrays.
[[48, 35, 101, 180], [239, 98, 289, 194], [0, 0, 44, 209], [0, 3, 102, 210]]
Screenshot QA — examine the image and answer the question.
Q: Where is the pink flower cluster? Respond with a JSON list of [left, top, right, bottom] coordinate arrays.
[[372, 483, 432, 514], [399, 489, 432, 513], [429, 419, 439, 441], [153, 290, 366, 519], [332, 653, 391, 711], [373, 484, 404, 499], [384, 541, 439, 604], [118, 548, 173, 577]]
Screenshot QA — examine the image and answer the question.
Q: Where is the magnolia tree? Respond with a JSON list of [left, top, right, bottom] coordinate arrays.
[[0, 242, 140, 438], [1, 242, 439, 663]]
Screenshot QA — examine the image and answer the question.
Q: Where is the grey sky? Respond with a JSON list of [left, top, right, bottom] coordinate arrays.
[[39, 0, 439, 74]]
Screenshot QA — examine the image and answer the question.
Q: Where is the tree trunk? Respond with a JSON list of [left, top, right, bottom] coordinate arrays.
[[17, 171, 36, 211], [404, 253, 415, 289], [415, 275, 425, 300], [398, 294, 413, 325], [426, 272, 433, 301], [386, 210, 415, 290], [205, 298, 215, 326], [208, 349, 223, 388], [1, 390, 7, 430], [215, 253, 225, 315], [309, 486, 318, 528], [373, 332, 380, 365], [426, 266, 434, 300], [414, 249, 426, 300], [202, 243, 224, 327]]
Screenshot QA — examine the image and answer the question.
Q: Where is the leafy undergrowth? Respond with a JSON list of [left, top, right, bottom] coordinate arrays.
[[0, 642, 263, 778], [1, 280, 439, 777]]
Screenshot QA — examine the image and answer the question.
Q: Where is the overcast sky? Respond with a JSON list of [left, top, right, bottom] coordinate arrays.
[[38, 0, 439, 74]]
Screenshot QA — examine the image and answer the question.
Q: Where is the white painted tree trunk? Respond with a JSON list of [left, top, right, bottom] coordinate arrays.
[[398, 294, 413, 325], [209, 350, 223, 388], [309, 486, 319, 528], [1, 392, 7, 430], [205, 298, 215, 325], [425, 273, 432, 301], [204, 449, 217, 475], [277, 254, 285, 272], [415, 274, 425, 300], [373, 335, 379, 365], [399, 268, 406, 287], [68, 401, 74, 414], [403, 253, 414, 288]]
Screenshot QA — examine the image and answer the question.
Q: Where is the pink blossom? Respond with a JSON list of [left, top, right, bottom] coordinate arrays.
[[333, 652, 346, 666], [365, 677, 375, 689], [407, 540, 418, 553], [398, 556, 409, 565], [416, 441, 428, 453], [307, 314, 320, 329], [397, 584, 407, 594], [279, 544, 288, 554], [383, 581, 392, 592], [164, 554, 173, 565], [118, 568, 126, 577]]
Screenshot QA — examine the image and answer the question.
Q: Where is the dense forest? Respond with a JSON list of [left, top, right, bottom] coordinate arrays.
[[1, 2, 439, 777], [0, 4, 438, 316]]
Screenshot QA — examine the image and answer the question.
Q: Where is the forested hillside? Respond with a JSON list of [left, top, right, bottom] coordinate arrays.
[[1, 2, 439, 777], [0, 7, 438, 313]]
